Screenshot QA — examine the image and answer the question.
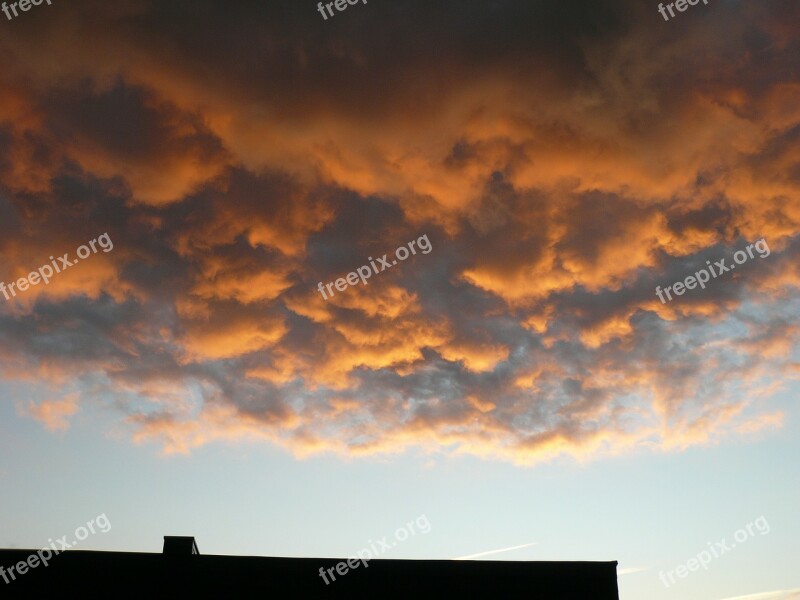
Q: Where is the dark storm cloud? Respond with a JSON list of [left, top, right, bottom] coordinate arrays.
[[0, 0, 797, 462]]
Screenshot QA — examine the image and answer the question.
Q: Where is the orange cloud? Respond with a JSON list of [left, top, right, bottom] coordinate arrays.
[[0, 0, 797, 467], [24, 393, 80, 432]]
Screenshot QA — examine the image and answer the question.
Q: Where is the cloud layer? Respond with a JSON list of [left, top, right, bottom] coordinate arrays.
[[1, 0, 798, 464]]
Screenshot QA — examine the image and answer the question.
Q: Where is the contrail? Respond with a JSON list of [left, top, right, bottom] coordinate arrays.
[[617, 567, 649, 576], [452, 542, 538, 560], [717, 589, 800, 600]]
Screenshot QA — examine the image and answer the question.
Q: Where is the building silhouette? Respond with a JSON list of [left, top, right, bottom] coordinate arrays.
[[0, 536, 620, 598]]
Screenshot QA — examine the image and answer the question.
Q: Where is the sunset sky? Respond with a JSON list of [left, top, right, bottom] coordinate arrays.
[[1, 0, 799, 598]]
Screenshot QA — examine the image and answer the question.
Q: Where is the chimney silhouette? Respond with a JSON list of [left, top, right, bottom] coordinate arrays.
[[163, 536, 199, 555]]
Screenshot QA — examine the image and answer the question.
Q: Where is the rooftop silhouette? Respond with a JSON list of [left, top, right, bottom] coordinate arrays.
[[0, 537, 619, 598]]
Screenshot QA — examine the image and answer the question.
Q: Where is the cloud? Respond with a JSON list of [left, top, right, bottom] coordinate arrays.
[[0, 0, 798, 463], [24, 393, 80, 431]]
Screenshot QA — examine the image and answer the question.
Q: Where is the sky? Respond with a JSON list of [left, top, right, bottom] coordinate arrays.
[[0, 0, 798, 598]]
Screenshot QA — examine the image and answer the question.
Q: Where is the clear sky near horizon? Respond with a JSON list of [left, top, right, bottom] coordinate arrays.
[[1, 1, 799, 599]]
